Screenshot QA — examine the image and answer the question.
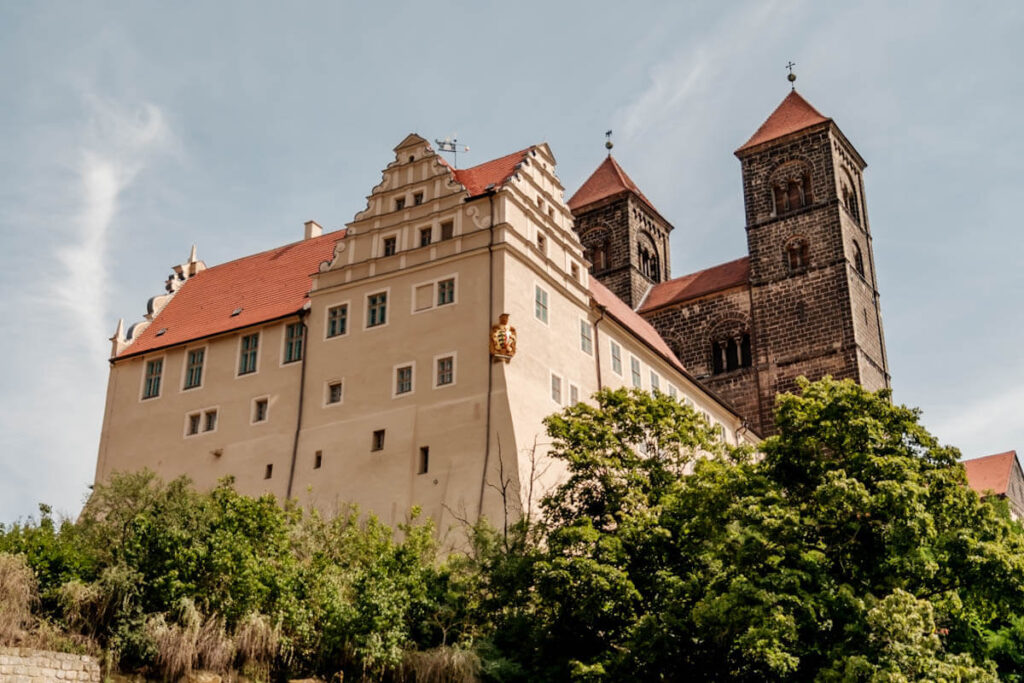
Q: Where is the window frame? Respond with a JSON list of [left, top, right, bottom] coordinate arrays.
[[365, 289, 390, 329], [579, 318, 593, 355], [371, 429, 386, 452], [550, 371, 563, 405], [237, 332, 261, 377], [281, 321, 306, 365], [440, 220, 454, 241], [324, 379, 344, 407], [630, 355, 642, 389], [325, 302, 350, 339], [140, 356, 165, 401], [251, 396, 270, 425], [610, 340, 622, 376], [184, 411, 202, 437], [419, 226, 433, 247], [181, 346, 207, 391], [569, 383, 580, 405], [433, 352, 457, 388], [534, 284, 549, 325], [410, 275, 457, 315], [393, 361, 416, 398], [382, 235, 398, 257], [203, 408, 219, 433], [649, 371, 660, 393]]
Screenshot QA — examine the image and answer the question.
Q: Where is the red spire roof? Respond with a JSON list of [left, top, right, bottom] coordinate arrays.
[[736, 90, 830, 154], [962, 450, 1020, 497], [448, 148, 533, 196], [639, 257, 751, 313], [119, 229, 346, 358], [568, 156, 662, 218]]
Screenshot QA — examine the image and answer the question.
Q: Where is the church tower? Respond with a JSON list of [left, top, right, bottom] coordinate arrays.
[[736, 89, 889, 431], [568, 156, 673, 308]]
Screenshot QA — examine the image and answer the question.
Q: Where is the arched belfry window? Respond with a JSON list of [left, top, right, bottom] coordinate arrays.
[[852, 240, 865, 277], [770, 162, 813, 216], [841, 169, 861, 222], [709, 321, 752, 375], [637, 232, 661, 282], [785, 237, 810, 274], [581, 227, 611, 273]]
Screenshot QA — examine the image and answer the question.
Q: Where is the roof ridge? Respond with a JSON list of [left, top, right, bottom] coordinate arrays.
[[198, 228, 347, 272]]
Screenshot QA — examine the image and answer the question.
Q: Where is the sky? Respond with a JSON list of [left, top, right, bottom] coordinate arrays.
[[1, 1, 1021, 522]]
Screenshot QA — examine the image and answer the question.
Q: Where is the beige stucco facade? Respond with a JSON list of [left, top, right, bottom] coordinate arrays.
[[95, 135, 754, 544]]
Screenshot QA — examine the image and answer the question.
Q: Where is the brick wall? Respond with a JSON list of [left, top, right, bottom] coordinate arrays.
[[0, 648, 101, 682]]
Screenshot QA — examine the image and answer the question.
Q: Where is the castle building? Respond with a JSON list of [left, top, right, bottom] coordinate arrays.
[[95, 134, 755, 540], [570, 90, 890, 434]]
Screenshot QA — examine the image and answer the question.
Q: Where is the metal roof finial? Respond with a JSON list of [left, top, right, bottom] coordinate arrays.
[[786, 61, 797, 89]]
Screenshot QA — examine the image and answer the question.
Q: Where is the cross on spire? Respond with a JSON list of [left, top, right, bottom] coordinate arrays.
[[605, 130, 614, 155], [786, 61, 797, 89]]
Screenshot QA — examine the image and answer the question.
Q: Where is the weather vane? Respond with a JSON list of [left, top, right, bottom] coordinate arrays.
[[435, 136, 470, 168], [786, 61, 797, 89], [605, 130, 613, 155]]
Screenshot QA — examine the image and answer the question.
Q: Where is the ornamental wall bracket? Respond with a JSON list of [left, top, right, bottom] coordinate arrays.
[[489, 313, 517, 363]]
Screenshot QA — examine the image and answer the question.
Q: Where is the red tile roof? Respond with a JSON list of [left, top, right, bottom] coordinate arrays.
[[963, 450, 1020, 496], [568, 156, 664, 221], [119, 229, 346, 358], [638, 257, 750, 313], [448, 148, 533, 196], [736, 90, 830, 154], [589, 277, 684, 371]]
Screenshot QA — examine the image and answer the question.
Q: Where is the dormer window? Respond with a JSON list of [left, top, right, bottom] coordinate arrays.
[[786, 238, 809, 273]]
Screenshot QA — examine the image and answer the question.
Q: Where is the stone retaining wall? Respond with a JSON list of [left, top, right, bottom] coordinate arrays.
[[0, 647, 101, 682]]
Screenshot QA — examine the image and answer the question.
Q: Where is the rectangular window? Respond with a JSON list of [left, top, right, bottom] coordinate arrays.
[[394, 197, 405, 211], [327, 304, 348, 338], [327, 381, 342, 405], [668, 385, 678, 399], [264, 463, 273, 479], [283, 323, 305, 363], [314, 450, 323, 469], [253, 398, 268, 423], [143, 359, 163, 399], [436, 356, 454, 386], [580, 320, 593, 354], [187, 413, 201, 436], [239, 334, 259, 375], [396, 365, 413, 395], [534, 286, 548, 323], [437, 278, 455, 306], [367, 292, 387, 327], [420, 227, 432, 247], [631, 357, 642, 388], [571, 263, 580, 281], [184, 349, 204, 389], [536, 233, 546, 254], [650, 372, 660, 393], [569, 384, 579, 405], [413, 191, 424, 206], [372, 429, 385, 451], [610, 341, 622, 375], [418, 446, 429, 474], [551, 373, 562, 404], [414, 283, 433, 311], [440, 221, 454, 240], [383, 236, 397, 257], [204, 409, 218, 432]]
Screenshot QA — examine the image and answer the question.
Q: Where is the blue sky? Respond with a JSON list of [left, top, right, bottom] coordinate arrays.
[[1, 1, 1021, 522]]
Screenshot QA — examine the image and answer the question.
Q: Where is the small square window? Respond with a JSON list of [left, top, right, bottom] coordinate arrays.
[[283, 323, 305, 363], [253, 398, 268, 423], [372, 429, 385, 451], [314, 450, 323, 469], [367, 292, 387, 327], [204, 409, 218, 432], [436, 356, 454, 386], [264, 463, 273, 479], [396, 365, 413, 395], [327, 381, 343, 405], [440, 221, 454, 240], [327, 304, 348, 338], [143, 358, 163, 399], [420, 227, 432, 247], [418, 446, 429, 474], [413, 192, 424, 206], [184, 348, 204, 389], [551, 374, 562, 404], [383, 237, 397, 257], [437, 278, 455, 306], [534, 286, 549, 324], [187, 413, 201, 436], [239, 334, 259, 375], [610, 341, 622, 375], [394, 197, 405, 211]]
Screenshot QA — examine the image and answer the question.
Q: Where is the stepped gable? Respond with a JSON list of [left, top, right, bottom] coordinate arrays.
[[119, 229, 346, 359], [963, 451, 1020, 496], [568, 155, 666, 221], [639, 257, 751, 313], [589, 277, 684, 371], [736, 90, 830, 154], [443, 148, 533, 196]]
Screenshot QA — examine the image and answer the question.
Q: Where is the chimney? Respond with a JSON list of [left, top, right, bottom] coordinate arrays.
[[304, 220, 323, 240]]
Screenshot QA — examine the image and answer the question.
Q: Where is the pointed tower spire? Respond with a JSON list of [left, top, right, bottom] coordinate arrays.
[[735, 90, 830, 155]]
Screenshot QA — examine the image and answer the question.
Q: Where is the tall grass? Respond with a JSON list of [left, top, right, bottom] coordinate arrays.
[[0, 553, 36, 645]]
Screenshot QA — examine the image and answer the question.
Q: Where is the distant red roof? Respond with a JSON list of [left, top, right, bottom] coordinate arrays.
[[736, 90, 830, 154], [119, 230, 346, 358], [449, 148, 532, 196], [639, 257, 750, 313], [963, 450, 1020, 496], [568, 156, 665, 221]]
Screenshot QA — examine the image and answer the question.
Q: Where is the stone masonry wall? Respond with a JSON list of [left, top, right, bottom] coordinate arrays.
[[0, 648, 101, 682]]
